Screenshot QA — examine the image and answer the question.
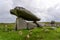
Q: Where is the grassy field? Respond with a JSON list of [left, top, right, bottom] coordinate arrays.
[[0, 23, 60, 40]]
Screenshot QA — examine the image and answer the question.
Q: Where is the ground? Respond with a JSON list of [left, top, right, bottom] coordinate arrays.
[[0, 23, 60, 40]]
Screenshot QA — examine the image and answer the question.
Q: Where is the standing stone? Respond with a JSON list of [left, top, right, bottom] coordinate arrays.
[[15, 17, 27, 30], [27, 22, 37, 29]]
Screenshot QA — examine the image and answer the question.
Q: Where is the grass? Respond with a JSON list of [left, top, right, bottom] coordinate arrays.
[[0, 23, 60, 40]]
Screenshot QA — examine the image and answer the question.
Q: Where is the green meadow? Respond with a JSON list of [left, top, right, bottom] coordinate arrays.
[[0, 23, 60, 40]]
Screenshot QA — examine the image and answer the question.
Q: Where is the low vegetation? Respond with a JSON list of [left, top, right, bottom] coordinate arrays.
[[0, 23, 60, 40]]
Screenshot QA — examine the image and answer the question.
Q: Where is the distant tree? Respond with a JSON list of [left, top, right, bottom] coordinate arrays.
[[50, 20, 55, 26]]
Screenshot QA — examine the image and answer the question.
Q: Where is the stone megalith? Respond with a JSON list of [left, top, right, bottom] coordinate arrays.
[[10, 6, 40, 30], [15, 18, 27, 30]]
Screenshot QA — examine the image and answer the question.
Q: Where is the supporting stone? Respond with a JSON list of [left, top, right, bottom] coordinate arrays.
[[15, 17, 37, 30], [15, 17, 27, 30], [27, 22, 37, 29]]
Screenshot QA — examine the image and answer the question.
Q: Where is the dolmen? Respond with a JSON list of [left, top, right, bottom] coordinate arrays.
[[10, 6, 40, 30]]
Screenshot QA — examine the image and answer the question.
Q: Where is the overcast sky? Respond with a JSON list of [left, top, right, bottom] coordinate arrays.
[[0, 0, 60, 23]]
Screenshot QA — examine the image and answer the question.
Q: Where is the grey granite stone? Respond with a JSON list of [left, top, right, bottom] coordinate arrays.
[[16, 18, 27, 30], [27, 22, 37, 29]]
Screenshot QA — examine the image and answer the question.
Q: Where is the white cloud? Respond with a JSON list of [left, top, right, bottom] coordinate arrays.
[[0, 0, 16, 23], [12, 0, 60, 22], [0, 0, 60, 22]]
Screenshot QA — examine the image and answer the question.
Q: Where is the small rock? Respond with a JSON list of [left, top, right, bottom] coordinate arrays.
[[43, 29, 50, 33], [51, 27, 56, 30]]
